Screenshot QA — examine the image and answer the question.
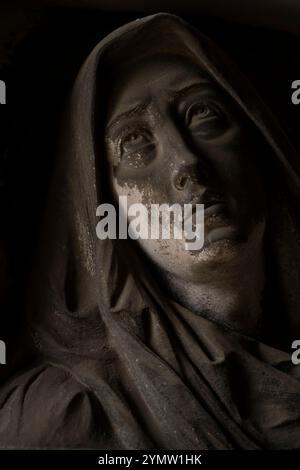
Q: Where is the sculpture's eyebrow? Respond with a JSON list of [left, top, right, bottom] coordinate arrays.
[[170, 81, 212, 101], [106, 100, 151, 135]]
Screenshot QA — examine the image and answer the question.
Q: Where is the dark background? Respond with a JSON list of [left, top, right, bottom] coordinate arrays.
[[0, 2, 299, 375]]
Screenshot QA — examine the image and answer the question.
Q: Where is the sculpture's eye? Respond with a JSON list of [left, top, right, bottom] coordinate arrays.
[[186, 103, 212, 124], [122, 132, 149, 152], [185, 101, 226, 138], [118, 127, 155, 168]]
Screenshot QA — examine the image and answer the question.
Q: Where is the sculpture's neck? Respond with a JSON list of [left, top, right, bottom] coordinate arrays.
[[161, 249, 265, 336]]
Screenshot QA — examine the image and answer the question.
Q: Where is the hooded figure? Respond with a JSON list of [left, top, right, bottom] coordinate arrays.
[[1, 13, 300, 449]]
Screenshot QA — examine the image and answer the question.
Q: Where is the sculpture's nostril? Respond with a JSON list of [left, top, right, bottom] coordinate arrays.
[[176, 175, 188, 190]]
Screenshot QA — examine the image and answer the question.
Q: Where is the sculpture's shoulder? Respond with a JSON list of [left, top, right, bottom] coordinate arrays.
[[0, 364, 104, 448]]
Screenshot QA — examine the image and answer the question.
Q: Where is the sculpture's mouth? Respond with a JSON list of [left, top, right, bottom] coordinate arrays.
[[183, 202, 229, 224], [185, 191, 242, 248], [189, 191, 231, 224], [204, 202, 227, 217], [205, 203, 240, 245]]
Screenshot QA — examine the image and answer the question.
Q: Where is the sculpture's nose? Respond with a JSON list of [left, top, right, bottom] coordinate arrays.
[[172, 146, 210, 194], [173, 164, 206, 191], [161, 116, 212, 195]]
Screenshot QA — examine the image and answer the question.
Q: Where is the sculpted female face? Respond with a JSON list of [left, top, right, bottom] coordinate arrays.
[[104, 54, 266, 282]]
